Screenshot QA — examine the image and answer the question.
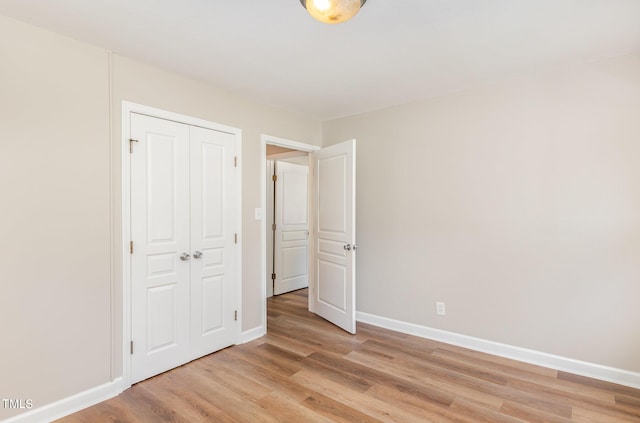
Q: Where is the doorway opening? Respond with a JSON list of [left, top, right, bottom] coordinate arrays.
[[260, 136, 319, 334], [260, 135, 357, 336], [267, 147, 310, 297]]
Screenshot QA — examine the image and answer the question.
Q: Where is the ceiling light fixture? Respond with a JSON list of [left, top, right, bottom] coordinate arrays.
[[300, 0, 367, 24]]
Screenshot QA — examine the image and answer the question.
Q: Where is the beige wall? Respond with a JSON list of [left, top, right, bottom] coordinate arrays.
[[1, 14, 321, 420], [0, 15, 111, 420], [323, 52, 640, 373]]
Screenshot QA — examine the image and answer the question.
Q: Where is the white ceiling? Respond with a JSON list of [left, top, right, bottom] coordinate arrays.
[[1, 0, 639, 120]]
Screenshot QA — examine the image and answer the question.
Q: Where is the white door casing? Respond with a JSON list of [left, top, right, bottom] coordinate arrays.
[[274, 161, 309, 295], [313, 140, 356, 334], [129, 111, 238, 384], [266, 160, 275, 298]]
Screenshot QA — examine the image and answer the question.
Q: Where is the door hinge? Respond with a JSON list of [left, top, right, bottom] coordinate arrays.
[[130, 341, 134, 355], [234, 156, 238, 167], [272, 174, 277, 182], [234, 310, 238, 321], [272, 223, 276, 231], [130, 241, 133, 254], [271, 273, 276, 280], [129, 138, 139, 154], [234, 233, 238, 244]]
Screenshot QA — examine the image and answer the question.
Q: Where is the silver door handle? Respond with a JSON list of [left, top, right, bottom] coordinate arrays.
[[352, 244, 358, 251], [180, 253, 191, 261], [344, 244, 352, 251], [193, 251, 203, 259]]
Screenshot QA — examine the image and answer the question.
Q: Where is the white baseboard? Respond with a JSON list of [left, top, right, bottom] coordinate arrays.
[[3, 377, 124, 423], [240, 325, 266, 344], [357, 311, 640, 390]]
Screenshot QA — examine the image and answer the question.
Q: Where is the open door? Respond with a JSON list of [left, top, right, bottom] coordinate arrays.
[[312, 139, 356, 334]]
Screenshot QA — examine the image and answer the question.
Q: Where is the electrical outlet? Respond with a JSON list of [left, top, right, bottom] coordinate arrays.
[[436, 302, 446, 316]]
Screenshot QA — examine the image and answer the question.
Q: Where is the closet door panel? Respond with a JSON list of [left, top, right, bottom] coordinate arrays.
[[190, 126, 237, 358], [130, 113, 191, 384]]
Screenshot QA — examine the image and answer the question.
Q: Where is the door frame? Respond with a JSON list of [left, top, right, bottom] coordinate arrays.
[[260, 135, 319, 333], [121, 101, 242, 388]]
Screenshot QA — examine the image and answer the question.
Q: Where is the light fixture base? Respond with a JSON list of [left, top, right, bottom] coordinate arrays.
[[300, 0, 367, 24]]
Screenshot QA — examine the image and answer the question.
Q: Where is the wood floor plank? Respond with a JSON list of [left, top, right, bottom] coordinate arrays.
[[257, 391, 336, 423], [571, 405, 640, 423], [301, 392, 384, 423], [558, 372, 640, 398], [435, 345, 559, 379], [617, 393, 640, 408], [299, 351, 374, 393], [450, 397, 527, 423], [173, 366, 280, 423], [262, 330, 322, 357], [308, 350, 455, 408], [190, 358, 274, 402], [345, 347, 505, 410], [210, 348, 313, 403], [132, 371, 229, 423], [56, 288, 640, 423], [507, 377, 640, 421], [500, 400, 574, 423], [293, 369, 429, 423], [364, 384, 466, 423]]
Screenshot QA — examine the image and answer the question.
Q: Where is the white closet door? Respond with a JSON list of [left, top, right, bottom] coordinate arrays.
[[130, 113, 239, 384], [130, 113, 191, 383], [274, 161, 309, 295], [189, 126, 237, 358]]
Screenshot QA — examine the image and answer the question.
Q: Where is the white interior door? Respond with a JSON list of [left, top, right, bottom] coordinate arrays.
[[189, 126, 237, 358], [274, 161, 309, 295], [130, 113, 191, 383], [312, 140, 356, 334]]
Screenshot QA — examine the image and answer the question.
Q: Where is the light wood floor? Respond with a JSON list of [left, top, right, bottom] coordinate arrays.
[[58, 289, 640, 422]]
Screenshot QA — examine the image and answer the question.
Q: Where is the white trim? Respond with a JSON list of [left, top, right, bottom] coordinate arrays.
[[263, 134, 321, 152], [3, 378, 124, 423], [121, 102, 133, 390], [241, 325, 266, 344], [357, 311, 640, 390], [266, 150, 309, 160], [259, 134, 320, 336], [121, 101, 242, 390], [234, 131, 243, 347]]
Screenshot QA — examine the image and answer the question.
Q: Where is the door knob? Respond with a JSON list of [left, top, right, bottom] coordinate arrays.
[[179, 253, 191, 261], [343, 244, 352, 251], [193, 251, 203, 259], [352, 244, 358, 251]]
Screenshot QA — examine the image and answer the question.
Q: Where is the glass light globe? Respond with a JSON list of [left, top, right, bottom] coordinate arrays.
[[301, 0, 366, 24]]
